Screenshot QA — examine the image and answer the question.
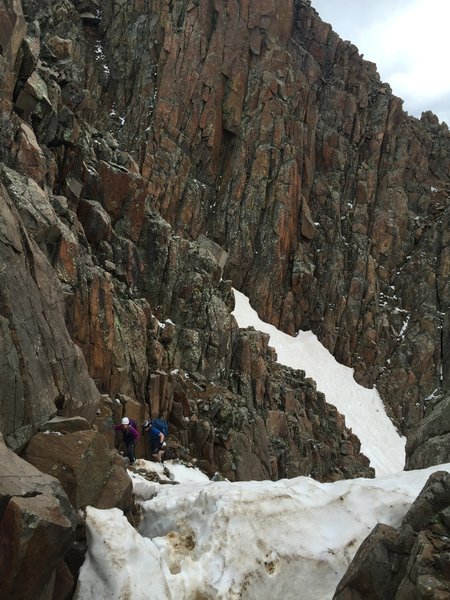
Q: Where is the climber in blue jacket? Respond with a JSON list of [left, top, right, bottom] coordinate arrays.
[[142, 419, 168, 462]]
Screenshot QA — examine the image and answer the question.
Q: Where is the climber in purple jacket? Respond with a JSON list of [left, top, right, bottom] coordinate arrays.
[[115, 417, 140, 465]]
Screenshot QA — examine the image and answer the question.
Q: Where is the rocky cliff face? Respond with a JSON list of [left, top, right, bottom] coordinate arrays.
[[0, 0, 449, 596], [406, 392, 450, 470], [0, 0, 378, 481], [90, 0, 449, 433]]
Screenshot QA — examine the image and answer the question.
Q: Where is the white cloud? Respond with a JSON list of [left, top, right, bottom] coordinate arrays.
[[312, 0, 450, 124]]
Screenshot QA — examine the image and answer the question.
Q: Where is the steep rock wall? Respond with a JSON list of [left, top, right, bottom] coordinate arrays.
[[92, 0, 449, 433], [0, 0, 374, 482], [0, 2, 448, 597]]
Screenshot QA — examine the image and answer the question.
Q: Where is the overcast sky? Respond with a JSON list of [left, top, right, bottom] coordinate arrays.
[[312, 0, 450, 125]]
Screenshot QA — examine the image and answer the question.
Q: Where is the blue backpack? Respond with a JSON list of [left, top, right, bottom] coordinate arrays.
[[152, 418, 169, 437]]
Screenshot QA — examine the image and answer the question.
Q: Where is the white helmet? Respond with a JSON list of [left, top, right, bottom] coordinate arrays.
[[121, 417, 130, 425]]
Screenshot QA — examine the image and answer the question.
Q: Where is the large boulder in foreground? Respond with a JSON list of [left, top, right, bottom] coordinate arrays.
[[333, 470, 450, 599], [0, 435, 77, 600], [23, 427, 133, 512]]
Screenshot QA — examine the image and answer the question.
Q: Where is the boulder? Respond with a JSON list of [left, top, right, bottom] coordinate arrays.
[[23, 430, 133, 511], [0, 436, 77, 600], [40, 416, 92, 435]]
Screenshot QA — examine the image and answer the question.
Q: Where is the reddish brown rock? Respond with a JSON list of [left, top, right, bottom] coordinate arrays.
[[77, 198, 112, 243], [0, 0, 447, 526], [12, 121, 47, 185], [0, 437, 77, 600], [91, 161, 146, 243], [23, 430, 133, 511], [46, 35, 74, 60], [0, 181, 100, 450], [66, 271, 148, 401], [53, 559, 75, 600], [93, 0, 449, 436]]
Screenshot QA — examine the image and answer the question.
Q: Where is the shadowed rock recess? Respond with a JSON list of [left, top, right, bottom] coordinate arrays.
[[0, 0, 448, 598]]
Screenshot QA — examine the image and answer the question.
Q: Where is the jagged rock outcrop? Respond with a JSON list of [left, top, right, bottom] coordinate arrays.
[[166, 328, 372, 481], [0, 0, 374, 481], [1, 0, 447, 476], [333, 471, 450, 599], [92, 0, 449, 434]]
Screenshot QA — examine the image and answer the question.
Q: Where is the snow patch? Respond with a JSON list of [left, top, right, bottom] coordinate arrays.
[[75, 463, 450, 600], [231, 289, 405, 475]]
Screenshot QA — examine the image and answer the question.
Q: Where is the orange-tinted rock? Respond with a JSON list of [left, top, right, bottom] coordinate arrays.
[[96, 0, 449, 433], [94, 161, 146, 242], [13, 121, 47, 185], [0, 183, 99, 449]]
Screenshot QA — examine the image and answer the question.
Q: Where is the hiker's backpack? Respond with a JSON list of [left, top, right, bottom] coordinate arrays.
[[152, 418, 169, 437]]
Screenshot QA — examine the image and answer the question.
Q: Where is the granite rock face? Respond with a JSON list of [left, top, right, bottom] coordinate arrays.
[[0, 0, 448, 476], [1, 0, 449, 598], [0, 178, 100, 452], [0, 0, 449, 484]]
